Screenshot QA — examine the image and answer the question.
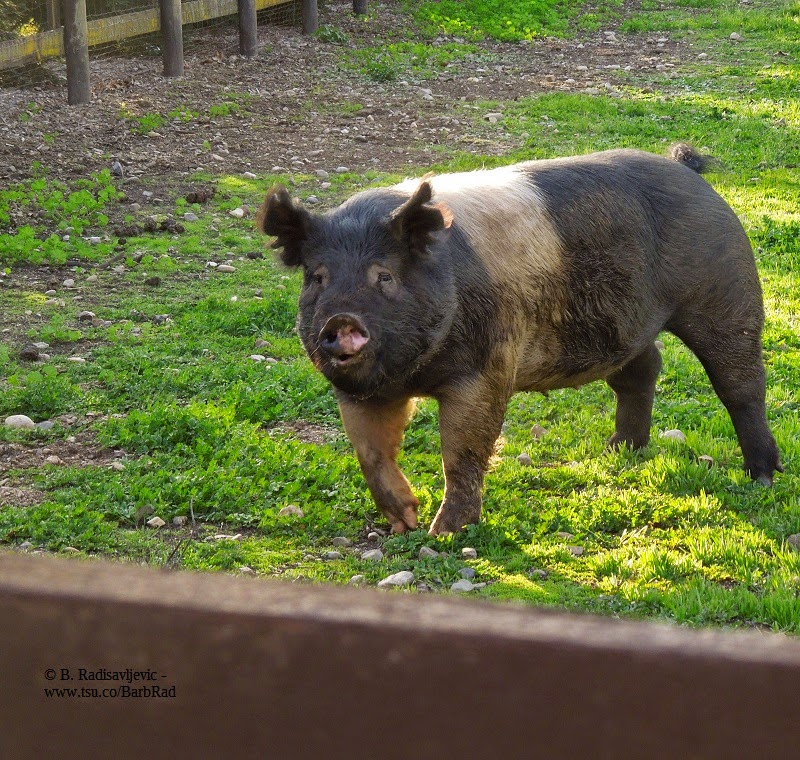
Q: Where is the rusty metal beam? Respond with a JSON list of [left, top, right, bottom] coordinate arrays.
[[1, 552, 798, 759]]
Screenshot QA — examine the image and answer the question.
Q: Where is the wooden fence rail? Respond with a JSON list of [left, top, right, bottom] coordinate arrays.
[[1, 551, 799, 758]]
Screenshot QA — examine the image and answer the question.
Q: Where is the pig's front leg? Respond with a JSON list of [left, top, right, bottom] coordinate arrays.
[[337, 395, 419, 534], [430, 377, 511, 536]]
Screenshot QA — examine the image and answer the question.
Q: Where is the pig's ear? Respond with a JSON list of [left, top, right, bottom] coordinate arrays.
[[388, 181, 452, 257], [257, 185, 313, 267]]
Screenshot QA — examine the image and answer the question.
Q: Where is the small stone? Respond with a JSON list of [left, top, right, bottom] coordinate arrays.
[[63, 278, 75, 288], [655, 340, 665, 350], [239, 566, 255, 574], [146, 516, 166, 528], [229, 208, 245, 219], [660, 429, 686, 443], [305, 195, 320, 204], [67, 357, 86, 363], [279, 505, 304, 517], [556, 531, 574, 540], [787, 534, 800, 551], [348, 574, 365, 586], [45, 455, 62, 465], [361, 549, 384, 562], [255, 338, 271, 348], [529, 568, 549, 580], [568, 545, 585, 557], [367, 531, 380, 541], [530, 424, 548, 439], [77, 311, 96, 321], [698, 455, 714, 468], [418, 546, 439, 559], [450, 579, 476, 592], [315, 169, 330, 179], [517, 453, 533, 466], [250, 354, 266, 362], [243, 171, 257, 180], [484, 112, 503, 123], [110, 461, 125, 471], [335, 166, 350, 174], [217, 264, 236, 273], [323, 551, 343, 560], [461, 547, 478, 560], [18, 541, 34, 551], [332, 536, 352, 547], [730, 32, 744, 42], [458, 567, 476, 580], [184, 212, 199, 222], [144, 276, 161, 287], [4, 415, 35, 430], [36, 421, 56, 431], [172, 516, 188, 526], [377, 570, 414, 588], [62, 546, 80, 553]]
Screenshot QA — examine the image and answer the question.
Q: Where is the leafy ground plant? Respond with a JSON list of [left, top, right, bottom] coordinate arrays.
[[0, 0, 798, 633]]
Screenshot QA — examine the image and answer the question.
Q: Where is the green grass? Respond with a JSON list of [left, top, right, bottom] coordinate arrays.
[[1, 0, 799, 633]]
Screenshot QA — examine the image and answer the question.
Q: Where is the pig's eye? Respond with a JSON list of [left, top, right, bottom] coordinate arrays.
[[312, 273, 324, 284], [377, 271, 393, 283]]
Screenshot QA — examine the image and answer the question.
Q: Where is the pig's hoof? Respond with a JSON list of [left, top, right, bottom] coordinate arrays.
[[428, 507, 478, 536], [389, 504, 419, 534]]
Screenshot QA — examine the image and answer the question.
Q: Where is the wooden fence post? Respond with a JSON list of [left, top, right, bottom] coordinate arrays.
[[160, 0, 184, 77], [238, 0, 258, 57], [353, 0, 367, 15], [302, 0, 318, 34], [46, 0, 62, 30], [61, 0, 91, 105]]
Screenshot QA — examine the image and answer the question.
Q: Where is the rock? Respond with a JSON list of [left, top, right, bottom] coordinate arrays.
[[529, 568, 549, 580], [461, 547, 478, 560], [19, 345, 40, 361], [67, 357, 86, 363], [62, 278, 75, 288], [348, 574, 365, 586], [229, 208, 246, 219], [18, 541, 34, 551], [655, 340, 665, 350], [77, 311, 96, 321], [315, 169, 330, 179], [111, 160, 124, 176], [32, 342, 50, 350], [110, 461, 125, 471], [36, 421, 56, 431], [239, 566, 255, 574], [787, 534, 800, 551], [146, 516, 166, 528], [184, 212, 199, 222], [530, 424, 548, 439], [367, 531, 381, 541], [213, 533, 243, 541], [418, 546, 439, 559], [698, 455, 714, 468], [144, 276, 161, 287], [45, 455, 63, 465], [332, 536, 352, 547], [484, 112, 503, 123], [172, 516, 188, 526], [243, 171, 258, 180], [568, 545, 585, 557], [250, 354, 266, 362], [660, 429, 686, 443], [450, 579, 476, 592], [361, 549, 384, 562], [458, 567, 476, 580], [4, 415, 35, 430], [62, 546, 79, 553], [517, 453, 533, 466], [377, 570, 414, 588], [556, 531, 574, 540], [217, 264, 236, 273], [323, 551, 343, 560], [730, 32, 744, 42], [279, 505, 304, 517], [335, 166, 350, 174]]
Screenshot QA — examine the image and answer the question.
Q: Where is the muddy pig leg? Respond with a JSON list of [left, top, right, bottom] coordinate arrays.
[[667, 314, 782, 484], [606, 343, 663, 450], [430, 376, 511, 536], [338, 396, 420, 533]]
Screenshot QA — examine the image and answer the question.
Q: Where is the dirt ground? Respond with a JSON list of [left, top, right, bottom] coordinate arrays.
[[0, 0, 691, 192]]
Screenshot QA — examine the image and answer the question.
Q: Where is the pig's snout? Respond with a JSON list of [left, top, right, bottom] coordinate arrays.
[[319, 314, 370, 364]]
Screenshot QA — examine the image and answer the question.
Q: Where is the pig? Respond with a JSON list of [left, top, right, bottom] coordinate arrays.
[[258, 144, 782, 535]]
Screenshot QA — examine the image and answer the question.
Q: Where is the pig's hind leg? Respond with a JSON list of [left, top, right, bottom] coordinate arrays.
[[606, 343, 663, 451], [666, 311, 783, 484]]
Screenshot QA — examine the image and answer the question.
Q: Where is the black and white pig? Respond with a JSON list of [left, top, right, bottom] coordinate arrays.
[[258, 145, 782, 535]]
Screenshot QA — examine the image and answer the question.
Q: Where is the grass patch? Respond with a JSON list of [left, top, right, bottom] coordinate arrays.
[[1, 0, 799, 634]]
